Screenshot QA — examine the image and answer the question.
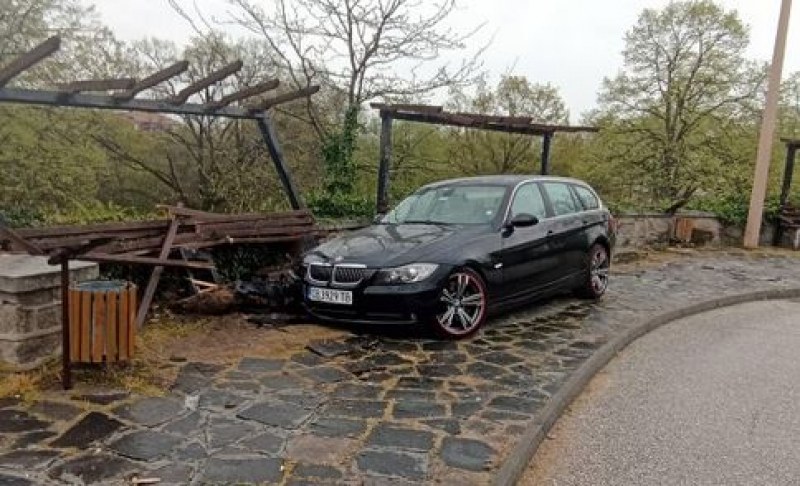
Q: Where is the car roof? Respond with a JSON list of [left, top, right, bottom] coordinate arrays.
[[420, 174, 591, 190]]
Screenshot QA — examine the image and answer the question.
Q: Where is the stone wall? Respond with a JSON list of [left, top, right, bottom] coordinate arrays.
[[615, 212, 779, 249], [0, 255, 98, 370]]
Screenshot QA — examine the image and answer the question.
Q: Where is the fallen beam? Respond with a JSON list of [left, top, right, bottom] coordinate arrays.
[[113, 61, 189, 101], [75, 253, 214, 269], [251, 85, 320, 110], [207, 79, 280, 109], [56, 78, 136, 93], [171, 60, 243, 105], [0, 36, 61, 87], [0, 219, 44, 255]]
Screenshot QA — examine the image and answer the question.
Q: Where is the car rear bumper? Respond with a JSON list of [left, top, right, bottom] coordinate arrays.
[[302, 277, 445, 325]]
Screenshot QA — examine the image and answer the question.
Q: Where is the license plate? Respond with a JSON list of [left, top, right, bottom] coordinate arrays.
[[307, 287, 353, 305]]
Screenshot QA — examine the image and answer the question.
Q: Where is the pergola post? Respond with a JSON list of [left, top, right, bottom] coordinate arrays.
[[774, 142, 798, 245], [779, 143, 798, 209], [376, 111, 394, 214], [257, 115, 303, 210], [541, 132, 553, 175]]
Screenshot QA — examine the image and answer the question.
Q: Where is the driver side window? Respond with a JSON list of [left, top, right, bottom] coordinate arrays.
[[509, 183, 547, 220]]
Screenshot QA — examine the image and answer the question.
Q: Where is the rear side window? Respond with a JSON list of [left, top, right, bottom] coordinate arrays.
[[573, 185, 599, 210], [509, 183, 548, 220], [543, 182, 580, 216]]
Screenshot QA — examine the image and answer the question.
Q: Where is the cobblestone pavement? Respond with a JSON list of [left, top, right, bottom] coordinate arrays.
[[1, 252, 798, 485]]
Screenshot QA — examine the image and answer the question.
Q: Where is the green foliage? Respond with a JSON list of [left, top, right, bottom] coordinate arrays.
[[307, 191, 375, 219], [309, 106, 375, 218], [688, 193, 782, 226]]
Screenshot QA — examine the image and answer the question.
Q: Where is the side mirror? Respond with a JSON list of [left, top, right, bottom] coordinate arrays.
[[507, 213, 539, 228], [373, 213, 386, 224]]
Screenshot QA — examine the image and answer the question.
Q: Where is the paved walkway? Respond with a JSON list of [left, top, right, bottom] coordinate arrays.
[[0, 251, 799, 485], [523, 299, 800, 486]]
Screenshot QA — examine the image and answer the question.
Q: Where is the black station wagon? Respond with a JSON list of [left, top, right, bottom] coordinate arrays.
[[301, 175, 616, 338]]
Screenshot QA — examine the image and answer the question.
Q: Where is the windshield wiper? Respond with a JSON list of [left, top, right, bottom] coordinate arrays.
[[402, 219, 452, 225]]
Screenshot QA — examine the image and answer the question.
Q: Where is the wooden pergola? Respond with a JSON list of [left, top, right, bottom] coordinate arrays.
[[370, 103, 598, 213]]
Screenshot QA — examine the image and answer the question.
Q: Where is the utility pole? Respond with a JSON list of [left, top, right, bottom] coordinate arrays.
[[743, 0, 793, 248]]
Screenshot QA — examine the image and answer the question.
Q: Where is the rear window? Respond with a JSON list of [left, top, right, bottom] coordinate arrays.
[[543, 182, 580, 216], [573, 185, 599, 210]]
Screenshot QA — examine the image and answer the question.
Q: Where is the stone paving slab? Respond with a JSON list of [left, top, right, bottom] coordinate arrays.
[[0, 253, 798, 484]]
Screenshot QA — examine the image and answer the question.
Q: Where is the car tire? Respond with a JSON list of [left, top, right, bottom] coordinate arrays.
[[576, 243, 610, 299], [429, 267, 488, 339]]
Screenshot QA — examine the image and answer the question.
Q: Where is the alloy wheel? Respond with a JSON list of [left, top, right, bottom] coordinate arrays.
[[590, 246, 610, 294], [436, 271, 486, 336]]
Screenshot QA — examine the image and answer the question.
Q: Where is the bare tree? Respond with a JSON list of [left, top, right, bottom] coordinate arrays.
[[224, 0, 484, 135]]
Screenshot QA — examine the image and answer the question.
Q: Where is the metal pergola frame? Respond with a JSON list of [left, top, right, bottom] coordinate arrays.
[[0, 36, 319, 210], [0, 35, 321, 389], [370, 103, 599, 213]]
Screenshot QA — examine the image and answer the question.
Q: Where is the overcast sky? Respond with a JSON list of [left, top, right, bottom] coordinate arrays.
[[91, 0, 798, 121]]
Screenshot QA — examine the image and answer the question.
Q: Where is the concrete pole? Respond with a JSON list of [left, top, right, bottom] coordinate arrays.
[[743, 0, 793, 248]]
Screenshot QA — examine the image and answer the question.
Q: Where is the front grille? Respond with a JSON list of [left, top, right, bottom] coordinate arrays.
[[308, 264, 332, 282], [333, 266, 367, 284]]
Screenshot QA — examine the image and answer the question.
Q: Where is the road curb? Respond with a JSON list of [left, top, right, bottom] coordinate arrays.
[[493, 287, 800, 486]]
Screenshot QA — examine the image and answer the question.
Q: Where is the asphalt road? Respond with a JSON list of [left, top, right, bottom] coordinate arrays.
[[522, 299, 800, 486]]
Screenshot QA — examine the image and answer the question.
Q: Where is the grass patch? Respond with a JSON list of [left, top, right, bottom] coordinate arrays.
[[0, 314, 212, 400]]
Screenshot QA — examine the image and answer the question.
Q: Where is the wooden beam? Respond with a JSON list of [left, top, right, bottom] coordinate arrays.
[[376, 112, 393, 214], [56, 78, 136, 93], [251, 85, 320, 110], [171, 60, 243, 105], [540, 132, 553, 175], [257, 115, 304, 209], [370, 103, 443, 114], [0, 36, 61, 87], [386, 110, 597, 136], [75, 253, 214, 269], [0, 219, 45, 255], [0, 87, 265, 119], [207, 79, 280, 109], [114, 61, 189, 101], [135, 214, 181, 328], [158, 204, 310, 221]]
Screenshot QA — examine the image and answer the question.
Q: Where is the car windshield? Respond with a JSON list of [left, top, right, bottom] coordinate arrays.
[[383, 184, 508, 225]]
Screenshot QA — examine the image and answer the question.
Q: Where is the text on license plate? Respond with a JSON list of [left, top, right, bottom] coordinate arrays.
[[308, 287, 353, 305]]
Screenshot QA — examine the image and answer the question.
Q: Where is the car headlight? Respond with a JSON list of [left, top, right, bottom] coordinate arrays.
[[374, 263, 439, 284]]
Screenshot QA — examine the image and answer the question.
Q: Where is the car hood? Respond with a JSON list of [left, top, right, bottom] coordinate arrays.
[[307, 223, 487, 267]]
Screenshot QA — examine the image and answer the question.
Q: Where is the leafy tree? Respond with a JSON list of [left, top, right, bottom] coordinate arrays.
[[595, 0, 762, 213]]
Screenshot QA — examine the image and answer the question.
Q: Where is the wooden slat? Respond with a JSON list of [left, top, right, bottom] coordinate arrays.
[[251, 85, 320, 110], [171, 61, 243, 105], [56, 78, 136, 93], [118, 287, 129, 361], [0, 36, 61, 87], [370, 103, 443, 114], [69, 289, 80, 361], [135, 214, 180, 328], [16, 220, 171, 238], [92, 293, 106, 363], [114, 61, 189, 101], [106, 291, 118, 361], [128, 286, 137, 357], [80, 292, 92, 362], [0, 220, 44, 255], [76, 253, 215, 269], [160, 204, 311, 221], [207, 79, 280, 109]]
